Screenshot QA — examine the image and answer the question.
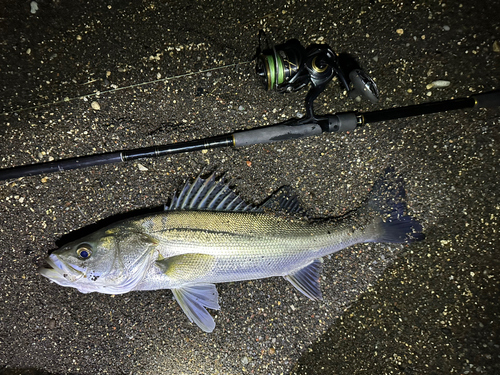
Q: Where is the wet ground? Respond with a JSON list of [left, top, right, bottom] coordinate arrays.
[[1, 0, 499, 374]]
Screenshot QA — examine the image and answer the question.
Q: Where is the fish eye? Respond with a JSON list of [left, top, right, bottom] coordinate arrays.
[[76, 244, 93, 260]]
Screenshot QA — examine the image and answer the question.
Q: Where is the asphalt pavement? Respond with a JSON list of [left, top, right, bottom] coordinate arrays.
[[1, 0, 499, 374]]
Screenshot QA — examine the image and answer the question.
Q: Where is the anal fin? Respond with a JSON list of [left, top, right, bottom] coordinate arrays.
[[284, 258, 324, 301], [172, 284, 220, 333]]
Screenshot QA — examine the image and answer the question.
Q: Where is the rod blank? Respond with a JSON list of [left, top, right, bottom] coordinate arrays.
[[1, 91, 498, 181]]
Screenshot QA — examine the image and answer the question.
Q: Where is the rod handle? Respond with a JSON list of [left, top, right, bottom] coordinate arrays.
[[233, 123, 323, 147], [472, 90, 500, 109]]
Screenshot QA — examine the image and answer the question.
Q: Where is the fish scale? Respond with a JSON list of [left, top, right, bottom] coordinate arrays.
[[39, 170, 424, 332]]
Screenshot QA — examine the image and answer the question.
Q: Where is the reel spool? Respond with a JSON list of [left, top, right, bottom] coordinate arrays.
[[255, 39, 305, 92]]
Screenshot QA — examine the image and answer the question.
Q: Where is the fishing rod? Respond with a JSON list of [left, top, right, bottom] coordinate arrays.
[[1, 90, 498, 182], [1, 34, 499, 181]]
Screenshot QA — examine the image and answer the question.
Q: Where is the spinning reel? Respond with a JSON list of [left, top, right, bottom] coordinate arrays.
[[2, 30, 498, 181], [255, 33, 379, 120]]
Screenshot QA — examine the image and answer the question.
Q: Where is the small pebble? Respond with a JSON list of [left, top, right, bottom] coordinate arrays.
[[493, 41, 500, 53], [91, 101, 101, 110], [443, 25, 450, 31], [238, 105, 245, 111], [137, 163, 148, 171], [426, 80, 451, 89], [396, 28, 404, 35], [30, 1, 38, 14]]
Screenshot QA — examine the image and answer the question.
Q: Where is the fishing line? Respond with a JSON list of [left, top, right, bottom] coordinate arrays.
[[1, 31, 499, 181], [1, 61, 252, 116]]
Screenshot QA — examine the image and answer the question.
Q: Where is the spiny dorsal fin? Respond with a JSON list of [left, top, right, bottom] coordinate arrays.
[[165, 173, 258, 212]]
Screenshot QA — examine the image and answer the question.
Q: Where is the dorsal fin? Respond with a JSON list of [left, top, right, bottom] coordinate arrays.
[[260, 186, 305, 215], [165, 173, 258, 212]]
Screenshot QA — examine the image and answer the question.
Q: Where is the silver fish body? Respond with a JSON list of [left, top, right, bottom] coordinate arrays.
[[39, 172, 424, 332], [133, 209, 374, 289]]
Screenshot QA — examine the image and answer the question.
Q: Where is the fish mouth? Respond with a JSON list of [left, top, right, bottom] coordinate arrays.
[[39, 254, 85, 286]]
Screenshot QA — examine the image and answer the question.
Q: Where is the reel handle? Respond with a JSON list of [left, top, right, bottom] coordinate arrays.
[[348, 69, 380, 103]]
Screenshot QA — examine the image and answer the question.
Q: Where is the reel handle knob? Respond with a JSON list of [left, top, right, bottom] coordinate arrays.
[[348, 69, 380, 103]]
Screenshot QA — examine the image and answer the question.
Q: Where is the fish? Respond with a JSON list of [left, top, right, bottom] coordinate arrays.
[[39, 170, 424, 332]]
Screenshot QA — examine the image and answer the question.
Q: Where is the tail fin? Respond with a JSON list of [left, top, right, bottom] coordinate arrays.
[[366, 168, 424, 243]]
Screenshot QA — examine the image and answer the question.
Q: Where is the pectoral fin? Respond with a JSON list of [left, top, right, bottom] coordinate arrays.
[[156, 253, 215, 282], [284, 258, 324, 301], [172, 284, 220, 333]]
